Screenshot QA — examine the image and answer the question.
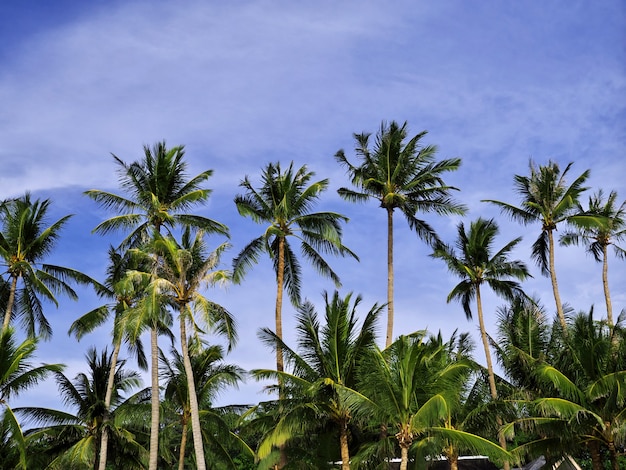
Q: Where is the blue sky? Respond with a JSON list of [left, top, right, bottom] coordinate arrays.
[[2, 0, 625, 410]]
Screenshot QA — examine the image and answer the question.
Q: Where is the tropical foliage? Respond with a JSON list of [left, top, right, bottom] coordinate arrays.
[[0, 135, 624, 470]]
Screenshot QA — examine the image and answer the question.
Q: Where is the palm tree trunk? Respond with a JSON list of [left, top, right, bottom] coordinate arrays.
[[339, 419, 350, 470], [2, 275, 18, 332], [386, 207, 394, 348], [178, 418, 189, 470], [97, 338, 122, 470], [148, 326, 160, 470], [476, 287, 497, 399], [399, 445, 409, 470], [179, 312, 206, 470], [588, 441, 603, 470], [602, 245, 613, 327], [547, 231, 566, 331], [448, 452, 459, 470], [476, 287, 509, 470], [276, 236, 285, 374], [275, 235, 287, 469]]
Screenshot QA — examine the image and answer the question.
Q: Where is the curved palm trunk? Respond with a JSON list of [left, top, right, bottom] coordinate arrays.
[[602, 245, 613, 328], [275, 235, 287, 469], [476, 286, 509, 470], [2, 275, 18, 332], [179, 312, 207, 470], [339, 419, 350, 470], [148, 326, 160, 470], [386, 207, 394, 348], [547, 231, 566, 331], [178, 415, 189, 470], [97, 338, 122, 470]]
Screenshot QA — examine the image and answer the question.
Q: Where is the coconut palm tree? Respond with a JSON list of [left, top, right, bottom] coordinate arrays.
[[0, 328, 63, 469], [15, 347, 146, 469], [160, 340, 248, 470], [484, 160, 589, 331], [504, 310, 626, 470], [343, 332, 509, 470], [150, 228, 237, 470], [335, 121, 465, 347], [561, 189, 626, 328], [432, 218, 530, 400], [432, 217, 530, 469], [233, 161, 357, 377], [68, 246, 149, 470], [85, 141, 228, 470], [0, 193, 99, 338], [252, 291, 382, 469]]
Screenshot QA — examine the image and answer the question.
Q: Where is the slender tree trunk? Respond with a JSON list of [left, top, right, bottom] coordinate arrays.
[[339, 419, 350, 470], [275, 235, 287, 469], [2, 275, 18, 332], [97, 338, 122, 470], [180, 312, 206, 470], [476, 287, 497, 399], [476, 287, 509, 470], [602, 245, 613, 327], [178, 418, 189, 470], [547, 230, 566, 331], [386, 207, 394, 348], [148, 326, 160, 470]]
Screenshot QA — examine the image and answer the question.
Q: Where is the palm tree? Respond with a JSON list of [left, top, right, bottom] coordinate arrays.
[[252, 291, 382, 469], [504, 310, 626, 470], [85, 141, 228, 470], [432, 217, 530, 469], [68, 246, 149, 470], [484, 160, 589, 331], [160, 340, 247, 470], [561, 189, 626, 327], [343, 332, 508, 470], [0, 193, 98, 338], [0, 328, 63, 469], [16, 347, 146, 469], [233, 161, 357, 377], [151, 228, 237, 470], [432, 218, 530, 400], [335, 121, 465, 347]]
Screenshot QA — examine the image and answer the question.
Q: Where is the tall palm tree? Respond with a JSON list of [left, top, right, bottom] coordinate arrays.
[[484, 160, 589, 331], [343, 332, 508, 470], [85, 141, 228, 470], [0, 193, 98, 338], [561, 189, 626, 327], [160, 341, 247, 470], [432, 218, 530, 400], [335, 121, 465, 346], [0, 328, 63, 469], [16, 347, 146, 469], [233, 161, 357, 377], [68, 246, 149, 470], [151, 228, 237, 470], [252, 291, 382, 469], [432, 217, 530, 470]]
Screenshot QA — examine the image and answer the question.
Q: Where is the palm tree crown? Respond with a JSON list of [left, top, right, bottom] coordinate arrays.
[[561, 189, 626, 327], [484, 160, 589, 330], [233, 161, 356, 305], [85, 141, 228, 247], [335, 120, 465, 346], [0, 193, 97, 338]]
